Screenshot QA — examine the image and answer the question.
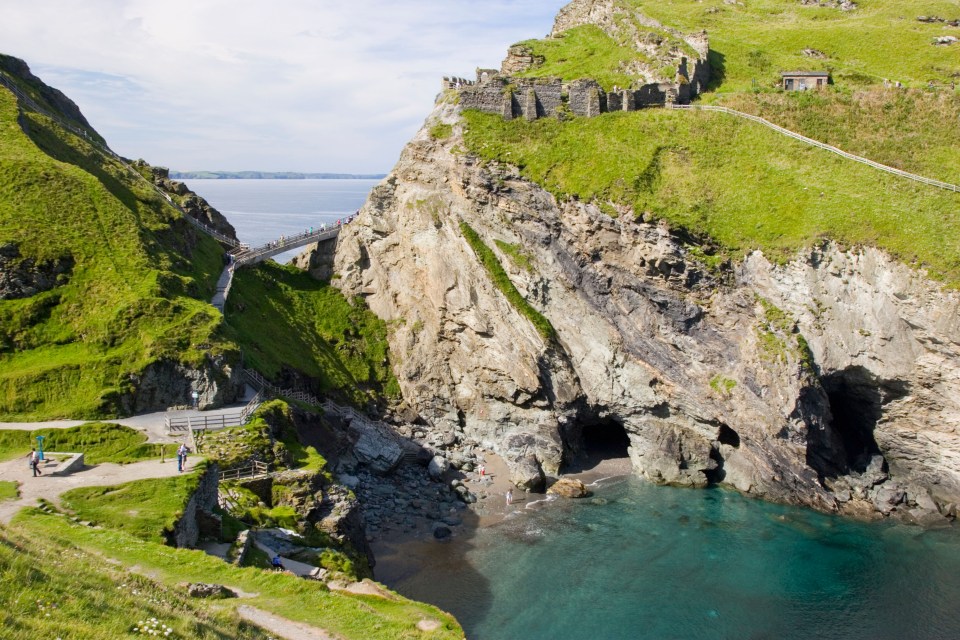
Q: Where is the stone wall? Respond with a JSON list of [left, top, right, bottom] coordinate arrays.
[[169, 463, 220, 548], [453, 54, 709, 123]]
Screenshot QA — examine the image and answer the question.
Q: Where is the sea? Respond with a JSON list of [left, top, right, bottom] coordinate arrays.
[[379, 477, 960, 640], [183, 178, 380, 263], [186, 179, 960, 640]]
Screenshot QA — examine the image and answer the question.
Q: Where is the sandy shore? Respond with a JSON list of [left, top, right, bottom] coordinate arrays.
[[370, 451, 633, 585]]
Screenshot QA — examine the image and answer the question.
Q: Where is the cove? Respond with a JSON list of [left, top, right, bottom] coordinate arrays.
[[376, 477, 960, 639]]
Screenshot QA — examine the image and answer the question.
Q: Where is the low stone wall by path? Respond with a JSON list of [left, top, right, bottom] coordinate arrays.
[[46, 452, 84, 476]]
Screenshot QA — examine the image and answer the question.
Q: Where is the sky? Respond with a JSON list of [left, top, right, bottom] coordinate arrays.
[[1, 1, 565, 173]]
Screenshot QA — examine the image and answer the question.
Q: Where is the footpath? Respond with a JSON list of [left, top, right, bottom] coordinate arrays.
[[0, 454, 197, 524], [0, 403, 253, 444]]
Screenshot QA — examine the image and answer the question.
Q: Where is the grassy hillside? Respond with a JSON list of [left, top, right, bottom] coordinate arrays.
[[0, 69, 233, 420], [464, 0, 960, 283], [7, 510, 463, 639], [462, 107, 960, 282], [0, 55, 403, 419], [621, 0, 960, 90], [223, 263, 400, 406]]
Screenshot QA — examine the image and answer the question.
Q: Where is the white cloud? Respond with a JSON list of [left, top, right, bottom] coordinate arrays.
[[2, 1, 563, 172]]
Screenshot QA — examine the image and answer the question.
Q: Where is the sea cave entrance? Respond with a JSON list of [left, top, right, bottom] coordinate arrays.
[[561, 416, 631, 474], [810, 366, 906, 476]]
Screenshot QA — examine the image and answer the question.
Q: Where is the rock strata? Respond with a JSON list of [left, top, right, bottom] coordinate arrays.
[[319, 89, 960, 525]]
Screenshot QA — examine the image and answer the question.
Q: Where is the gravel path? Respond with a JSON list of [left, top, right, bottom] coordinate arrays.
[[236, 606, 335, 640], [0, 454, 200, 523]]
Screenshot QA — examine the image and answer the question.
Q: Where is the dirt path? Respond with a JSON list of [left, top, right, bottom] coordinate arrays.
[[237, 606, 336, 640], [0, 454, 200, 523]]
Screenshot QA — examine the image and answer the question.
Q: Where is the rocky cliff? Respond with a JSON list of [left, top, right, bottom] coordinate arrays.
[[317, 87, 960, 524]]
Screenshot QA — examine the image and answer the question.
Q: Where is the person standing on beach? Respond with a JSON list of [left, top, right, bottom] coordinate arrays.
[[29, 448, 41, 477]]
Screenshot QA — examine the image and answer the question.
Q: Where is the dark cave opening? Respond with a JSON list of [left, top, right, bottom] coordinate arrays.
[[562, 416, 631, 473], [815, 366, 906, 475]]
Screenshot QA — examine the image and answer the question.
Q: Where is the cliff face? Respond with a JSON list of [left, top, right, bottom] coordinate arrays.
[[324, 97, 960, 524]]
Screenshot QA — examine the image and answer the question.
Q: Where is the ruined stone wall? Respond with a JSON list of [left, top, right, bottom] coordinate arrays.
[[459, 77, 511, 118], [515, 78, 563, 119], [453, 67, 706, 122]]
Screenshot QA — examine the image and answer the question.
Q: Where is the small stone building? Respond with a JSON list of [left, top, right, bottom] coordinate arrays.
[[781, 71, 830, 91]]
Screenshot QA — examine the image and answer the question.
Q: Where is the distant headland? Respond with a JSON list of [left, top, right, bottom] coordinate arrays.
[[170, 171, 387, 180]]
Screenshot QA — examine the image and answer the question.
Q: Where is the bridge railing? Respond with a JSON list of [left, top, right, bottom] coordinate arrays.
[[232, 224, 348, 266], [218, 460, 269, 482], [668, 104, 960, 193]]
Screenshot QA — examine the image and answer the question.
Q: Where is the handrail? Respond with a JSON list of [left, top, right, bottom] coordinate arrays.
[[668, 104, 960, 192]]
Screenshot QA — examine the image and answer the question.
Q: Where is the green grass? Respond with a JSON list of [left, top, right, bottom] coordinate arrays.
[[461, 108, 960, 285], [715, 87, 960, 186], [224, 262, 400, 405], [0, 480, 18, 501], [0, 65, 236, 420], [428, 122, 453, 140], [10, 510, 464, 639], [59, 466, 206, 544], [0, 523, 273, 640], [494, 239, 535, 272], [459, 222, 556, 340], [513, 25, 658, 89], [709, 374, 737, 396], [619, 0, 960, 91], [201, 400, 329, 473], [0, 423, 173, 463]]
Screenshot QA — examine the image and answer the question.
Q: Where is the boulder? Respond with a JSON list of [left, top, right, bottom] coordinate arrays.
[[509, 454, 546, 492], [354, 431, 403, 475], [185, 583, 235, 599], [547, 478, 591, 498], [432, 523, 452, 539], [428, 455, 449, 480]]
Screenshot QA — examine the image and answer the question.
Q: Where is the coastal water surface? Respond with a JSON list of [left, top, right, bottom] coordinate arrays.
[[184, 178, 379, 262], [380, 477, 960, 640]]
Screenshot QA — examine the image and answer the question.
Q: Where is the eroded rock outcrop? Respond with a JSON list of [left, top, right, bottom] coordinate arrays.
[[314, 92, 960, 525]]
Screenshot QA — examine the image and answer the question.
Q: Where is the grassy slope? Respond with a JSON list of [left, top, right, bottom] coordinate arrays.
[[0, 523, 272, 640], [0, 422, 173, 463], [223, 262, 400, 405], [514, 25, 655, 90], [60, 468, 204, 544], [463, 109, 960, 281], [10, 511, 463, 639], [463, 0, 960, 283], [0, 83, 231, 420], [621, 0, 960, 90]]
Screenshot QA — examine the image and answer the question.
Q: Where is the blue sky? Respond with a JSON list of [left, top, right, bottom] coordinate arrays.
[[1, 1, 564, 173]]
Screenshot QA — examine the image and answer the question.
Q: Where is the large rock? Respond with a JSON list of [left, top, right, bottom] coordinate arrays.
[[547, 478, 591, 498]]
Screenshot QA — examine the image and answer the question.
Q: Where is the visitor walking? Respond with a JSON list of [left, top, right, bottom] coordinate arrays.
[[479, 464, 486, 478], [272, 554, 285, 571], [177, 443, 188, 472], [505, 489, 513, 505], [29, 448, 41, 477]]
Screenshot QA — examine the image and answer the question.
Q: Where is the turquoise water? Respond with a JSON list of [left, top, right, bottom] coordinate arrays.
[[184, 178, 379, 261], [382, 477, 960, 640]]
